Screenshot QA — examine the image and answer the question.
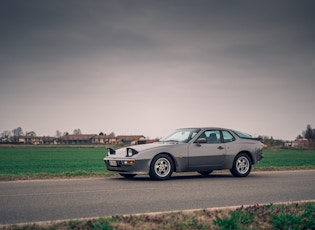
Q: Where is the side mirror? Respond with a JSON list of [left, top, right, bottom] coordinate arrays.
[[196, 138, 207, 146], [198, 138, 207, 143]]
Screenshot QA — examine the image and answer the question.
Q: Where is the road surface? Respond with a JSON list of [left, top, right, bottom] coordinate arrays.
[[0, 170, 315, 224]]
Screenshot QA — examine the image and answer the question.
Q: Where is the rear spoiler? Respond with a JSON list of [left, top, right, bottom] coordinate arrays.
[[241, 137, 262, 141]]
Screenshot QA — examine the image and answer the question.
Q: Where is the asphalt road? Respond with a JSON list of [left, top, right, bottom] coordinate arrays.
[[1, 170, 315, 225]]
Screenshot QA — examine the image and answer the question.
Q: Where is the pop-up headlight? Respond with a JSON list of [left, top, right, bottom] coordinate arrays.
[[107, 148, 116, 156], [126, 148, 138, 157]]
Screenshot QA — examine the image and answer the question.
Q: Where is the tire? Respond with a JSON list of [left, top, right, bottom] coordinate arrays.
[[119, 173, 136, 179], [230, 153, 252, 177], [197, 170, 213, 176], [149, 154, 174, 180]]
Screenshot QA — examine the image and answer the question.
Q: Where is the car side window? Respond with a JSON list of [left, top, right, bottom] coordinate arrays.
[[222, 130, 235, 143], [195, 130, 222, 144]]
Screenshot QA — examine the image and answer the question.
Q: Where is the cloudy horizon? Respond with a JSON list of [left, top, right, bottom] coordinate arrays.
[[1, 0, 314, 140]]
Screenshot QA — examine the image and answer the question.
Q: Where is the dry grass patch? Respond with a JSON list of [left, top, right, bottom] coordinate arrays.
[[1, 202, 314, 229]]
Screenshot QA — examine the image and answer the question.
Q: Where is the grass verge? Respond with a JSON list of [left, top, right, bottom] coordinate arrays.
[[1, 201, 314, 230]]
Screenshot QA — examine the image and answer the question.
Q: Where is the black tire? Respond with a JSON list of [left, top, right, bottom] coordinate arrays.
[[149, 154, 174, 180], [197, 170, 213, 176], [119, 173, 136, 179], [230, 153, 252, 177]]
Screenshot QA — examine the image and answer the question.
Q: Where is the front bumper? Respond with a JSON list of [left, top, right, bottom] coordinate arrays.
[[104, 157, 150, 174]]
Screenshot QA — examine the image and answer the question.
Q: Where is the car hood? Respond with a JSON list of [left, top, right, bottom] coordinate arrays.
[[130, 142, 180, 151], [110, 142, 183, 158]]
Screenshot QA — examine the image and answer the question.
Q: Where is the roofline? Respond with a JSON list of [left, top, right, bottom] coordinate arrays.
[[177, 127, 229, 130]]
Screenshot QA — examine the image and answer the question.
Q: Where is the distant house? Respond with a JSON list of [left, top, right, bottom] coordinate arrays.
[[92, 135, 117, 145], [292, 138, 309, 148], [60, 134, 96, 144], [116, 135, 146, 145], [42, 136, 55, 145], [145, 139, 159, 144], [17, 136, 55, 145], [1, 133, 149, 145], [284, 141, 292, 147], [0, 137, 10, 143], [19, 136, 43, 145]]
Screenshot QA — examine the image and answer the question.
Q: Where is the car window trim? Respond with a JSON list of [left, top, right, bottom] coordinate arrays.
[[193, 129, 223, 144], [221, 130, 236, 143]]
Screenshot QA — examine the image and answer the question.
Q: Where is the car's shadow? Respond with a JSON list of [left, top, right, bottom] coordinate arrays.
[[107, 172, 262, 182]]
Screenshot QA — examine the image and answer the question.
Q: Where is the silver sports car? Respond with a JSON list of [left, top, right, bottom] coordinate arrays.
[[104, 127, 264, 180]]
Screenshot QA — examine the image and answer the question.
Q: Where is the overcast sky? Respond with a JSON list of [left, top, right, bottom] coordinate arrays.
[[1, 0, 314, 140]]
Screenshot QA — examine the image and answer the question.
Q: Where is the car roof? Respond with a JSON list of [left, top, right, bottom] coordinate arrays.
[[179, 127, 230, 131]]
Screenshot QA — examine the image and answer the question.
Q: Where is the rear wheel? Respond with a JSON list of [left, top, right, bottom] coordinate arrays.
[[149, 154, 174, 180], [230, 153, 252, 177]]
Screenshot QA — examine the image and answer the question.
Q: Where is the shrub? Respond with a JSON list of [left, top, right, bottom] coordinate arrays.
[[213, 208, 253, 230]]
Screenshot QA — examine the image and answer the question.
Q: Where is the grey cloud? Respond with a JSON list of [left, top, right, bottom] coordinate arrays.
[[0, 0, 314, 139]]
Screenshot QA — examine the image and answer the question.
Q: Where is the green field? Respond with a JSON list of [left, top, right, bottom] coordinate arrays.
[[0, 147, 109, 180], [253, 149, 315, 169], [0, 147, 314, 180]]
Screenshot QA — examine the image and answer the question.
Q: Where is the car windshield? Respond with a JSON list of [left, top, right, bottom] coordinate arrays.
[[160, 128, 201, 143], [232, 130, 252, 138]]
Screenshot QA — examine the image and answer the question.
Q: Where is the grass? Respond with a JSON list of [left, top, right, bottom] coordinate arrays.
[[253, 148, 315, 170], [0, 147, 314, 180], [0, 147, 110, 180], [1, 202, 314, 230]]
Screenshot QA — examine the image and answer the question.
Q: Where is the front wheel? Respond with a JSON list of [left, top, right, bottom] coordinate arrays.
[[230, 153, 252, 177], [149, 154, 174, 180]]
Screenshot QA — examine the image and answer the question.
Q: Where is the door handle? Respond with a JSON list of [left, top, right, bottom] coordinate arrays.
[[218, 146, 224, 150]]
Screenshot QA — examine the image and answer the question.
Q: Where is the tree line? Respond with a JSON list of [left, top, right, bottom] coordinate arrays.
[[298, 124, 315, 145], [1, 125, 314, 145], [0, 127, 116, 142]]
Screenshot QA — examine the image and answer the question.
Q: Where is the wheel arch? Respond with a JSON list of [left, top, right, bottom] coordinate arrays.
[[151, 152, 177, 172], [230, 151, 253, 177], [236, 151, 253, 164]]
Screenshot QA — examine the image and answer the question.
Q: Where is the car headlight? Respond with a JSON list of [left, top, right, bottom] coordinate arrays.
[[107, 148, 116, 156], [126, 148, 138, 157]]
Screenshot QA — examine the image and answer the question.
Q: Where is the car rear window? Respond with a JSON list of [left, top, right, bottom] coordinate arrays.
[[232, 130, 253, 139], [222, 130, 235, 142]]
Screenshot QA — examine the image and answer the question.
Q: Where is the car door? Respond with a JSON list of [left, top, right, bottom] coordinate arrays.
[[188, 130, 226, 170]]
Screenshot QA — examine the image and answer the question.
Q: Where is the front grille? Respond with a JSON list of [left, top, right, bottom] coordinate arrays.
[[105, 160, 122, 167]]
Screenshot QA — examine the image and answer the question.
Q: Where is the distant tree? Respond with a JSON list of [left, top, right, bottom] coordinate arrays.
[[99, 132, 104, 136], [55, 130, 62, 138], [63, 132, 69, 136], [12, 127, 23, 141], [304, 124, 314, 140], [259, 135, 284, 148], [296, 134, 303, 139], [109, 132, 115, 137], [25, 131, 36, 136], [73, 129, 82, 135], [12, 127, 23, 136], [270, 136, 274, 146], [304, 124, 315, 146], [1, 130, 11, 139]]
